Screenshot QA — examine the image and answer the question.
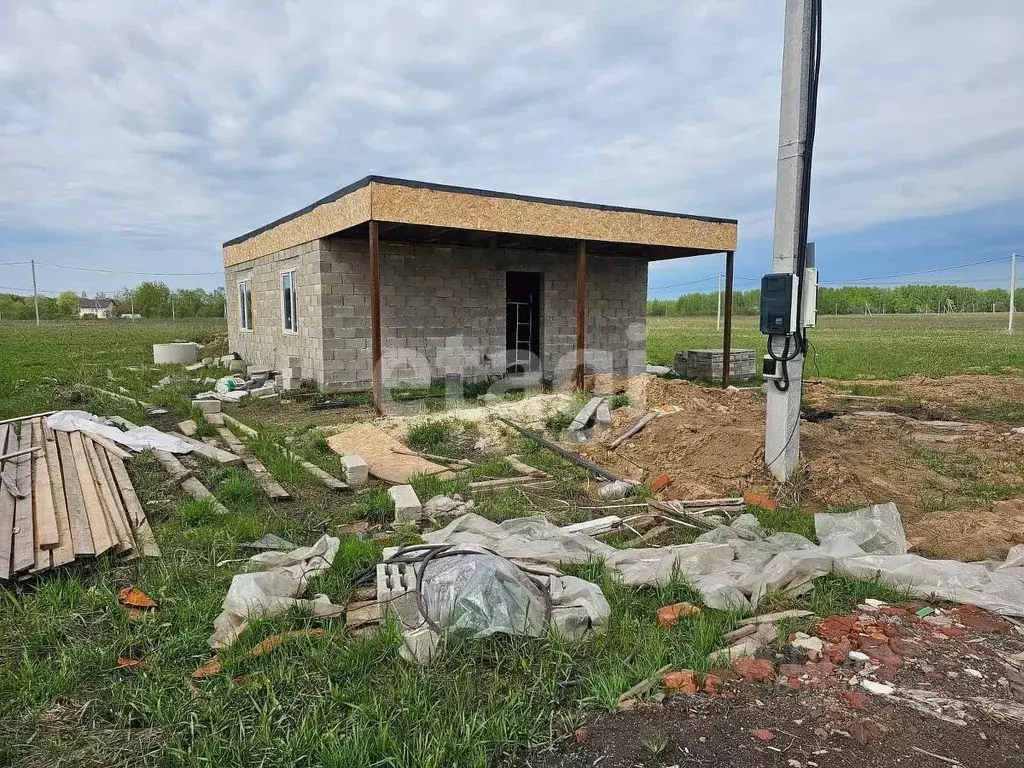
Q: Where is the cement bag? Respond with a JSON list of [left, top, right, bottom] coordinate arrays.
[[815, 502, 908, 555]]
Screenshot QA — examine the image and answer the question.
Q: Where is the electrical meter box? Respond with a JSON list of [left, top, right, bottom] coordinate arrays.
[[760, 273, 799, 335]]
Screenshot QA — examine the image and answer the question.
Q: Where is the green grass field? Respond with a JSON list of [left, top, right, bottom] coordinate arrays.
[[0, 315, 1015, 767], [647, 312, 1024, 379]]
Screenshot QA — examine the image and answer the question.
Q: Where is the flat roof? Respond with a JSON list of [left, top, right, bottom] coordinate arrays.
[[223, 175, 738, 267]]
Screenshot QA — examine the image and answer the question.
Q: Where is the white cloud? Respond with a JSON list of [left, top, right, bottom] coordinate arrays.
[[0, 0, 1022, 290]]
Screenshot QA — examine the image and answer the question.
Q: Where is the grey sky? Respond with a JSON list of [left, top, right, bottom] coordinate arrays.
[[1, 1, 1022, 294]]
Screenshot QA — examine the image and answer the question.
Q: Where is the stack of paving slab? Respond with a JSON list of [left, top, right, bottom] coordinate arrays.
[[673, 349, 756, 381], [277, 357, 302, 392]]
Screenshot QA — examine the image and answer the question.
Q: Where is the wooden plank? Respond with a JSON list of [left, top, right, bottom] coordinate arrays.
[[215, 427, 246, 453], [107, 453, 160, 558], [68, 431, 115, 555], [177, 420, 198, 437], [85, 439, 133, 553], [31, 540, 52, 574], [43, 424, 75, 567], [608, 412, 660, 450], [11, 424, 36, 573], [173, 433, 242, 465], [56, 431, 94, 556], [0, 411, 56, 427], [30, 421, 59, 548], [154, 450, 231, 516], [84, 432, 131, 460], [0, 446, 40, 462], [0, 426, 14, 579], [468, 476, 540, 490], [96, 446, 136, 555], [221, 414, 258, 438]]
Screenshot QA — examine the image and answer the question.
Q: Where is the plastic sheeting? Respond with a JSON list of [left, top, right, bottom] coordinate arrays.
[[45, 410, 192, 454], [209, 535, 344, 649], [385, 544, 610, 663], [425, 503, 1024, 617]]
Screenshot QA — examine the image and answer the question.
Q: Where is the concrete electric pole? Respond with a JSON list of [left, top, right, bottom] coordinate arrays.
[[765, 0, 820, 481], [31, 259, 40, 326], [1009, 253, 1017, 334]]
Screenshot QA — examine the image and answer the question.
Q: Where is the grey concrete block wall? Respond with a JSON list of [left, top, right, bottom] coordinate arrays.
[[226, 235, 648, 390], [224, 240, 327, 382]]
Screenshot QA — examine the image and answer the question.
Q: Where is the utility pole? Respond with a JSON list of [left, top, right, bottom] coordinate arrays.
[[171, 294, 176, 321], [1010, 253, 1017, 334], [31, 259, 40, 326], [716, 274, 723, 331], [765, 0, 819, 481]]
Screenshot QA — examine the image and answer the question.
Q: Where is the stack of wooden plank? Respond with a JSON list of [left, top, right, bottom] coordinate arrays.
[[0, 413, 159, 580]]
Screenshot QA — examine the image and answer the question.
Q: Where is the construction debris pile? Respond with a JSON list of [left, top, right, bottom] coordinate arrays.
[[421, 503, 1024, 617], [0, 411, 159, 580]]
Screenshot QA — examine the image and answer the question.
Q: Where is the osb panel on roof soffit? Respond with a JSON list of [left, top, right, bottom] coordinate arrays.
[[222, 178, 738, 268]]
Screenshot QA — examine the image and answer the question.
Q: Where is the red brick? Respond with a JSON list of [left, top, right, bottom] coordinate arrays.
[[650, 473, 672, 493], [662, 670, 698, 695], [703, 673, 723, 695], [752, 728, 776, 742], [888, 637, 918, 657], [827, 638, 852, 664], [938, 626, 966, 638], [878, 607, 908, 617], [657, 602, 701, 629], [956, 606, 1011, 633], [816, 615, 857, 642], [863, 643, 903, 669], [733, 658, 775, 683]]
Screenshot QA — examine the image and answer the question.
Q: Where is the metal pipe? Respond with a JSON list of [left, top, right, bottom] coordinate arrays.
[[575, 240, 587, 390], [495, 417, 623, 482], [369, 220, 383, 414], [722, 250, 735, 387]]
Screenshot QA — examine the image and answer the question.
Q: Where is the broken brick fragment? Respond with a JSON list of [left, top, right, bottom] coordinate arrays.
[[702, 673, 723, 695], [815, 615, 856, 643], [650, 473, 672, 493], [752, 728, 775, 742], [937, 626, 966, 638], [863, 643, 903, 669], [733, 657, 775, 683], [657, 602, 701, 628], [742, 491, 777, 511], [955, 605, 1011, 633], [827, 638, 852, 664], [662, 669, 699, 694], [840, 690, 867, 710]]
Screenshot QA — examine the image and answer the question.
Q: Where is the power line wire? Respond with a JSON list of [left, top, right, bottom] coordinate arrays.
[[33, 260, 220, 276], [820, 255, 1008, 285]]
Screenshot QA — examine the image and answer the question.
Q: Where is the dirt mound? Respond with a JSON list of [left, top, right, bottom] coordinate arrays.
[[908, 498, 1024, 561]]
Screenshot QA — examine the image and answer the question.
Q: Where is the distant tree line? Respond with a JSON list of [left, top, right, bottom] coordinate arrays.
[[648, 285, 1022, 316], [0, 282, 225, 321]]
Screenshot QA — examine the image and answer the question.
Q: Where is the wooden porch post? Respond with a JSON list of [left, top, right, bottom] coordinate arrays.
[[575, 240, 587, 390], [722, 250, 735, 387], [369, 220, 383, 414]]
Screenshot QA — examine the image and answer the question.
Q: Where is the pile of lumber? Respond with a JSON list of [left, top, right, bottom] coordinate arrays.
[[0, 413, 158, 580]]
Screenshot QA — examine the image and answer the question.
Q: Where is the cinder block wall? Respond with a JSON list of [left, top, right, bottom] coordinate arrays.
[[224, 240, 327, 382], [317, 236, 648, 390]]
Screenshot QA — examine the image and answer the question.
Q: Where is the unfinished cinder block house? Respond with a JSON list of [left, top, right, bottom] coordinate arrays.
[[223, 176, 737, 408]]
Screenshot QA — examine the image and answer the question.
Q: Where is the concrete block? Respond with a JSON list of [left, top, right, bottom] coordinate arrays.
[[248, 365, 270, 377], [280, 367, 301, 379], [389, 484, 422, 525], [340, 455, 368, 487], [228, 360, 246, 373], [192, 398, 222, 414], [284, 356, 300, 368], [202, 357, 215, 365], [219, 354, 238, 366]]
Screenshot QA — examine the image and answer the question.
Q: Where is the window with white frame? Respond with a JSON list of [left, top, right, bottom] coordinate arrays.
[[238, 278, 253, 331], [281, 269, 298, 333]]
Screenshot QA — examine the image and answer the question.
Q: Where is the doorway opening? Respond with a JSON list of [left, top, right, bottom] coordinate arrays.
[[505, 271, 541, 373]]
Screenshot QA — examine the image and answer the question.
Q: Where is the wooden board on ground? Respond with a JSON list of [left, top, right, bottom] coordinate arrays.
[[108, 453, 160, 557], [215, 428, 290, 501], [326, 424, 453, 484], [11, 424, 36, 573], [56, 431, 94, 556], [30, 421, 59, 549], [84, 438, 132, 554], [85, 433, 131, 461], [42, 424, 75, 567], [69, 431, 115, 555], [94, 445, 136, 555], [0, 426, 14, 579], [174, 433, 242, 465]]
